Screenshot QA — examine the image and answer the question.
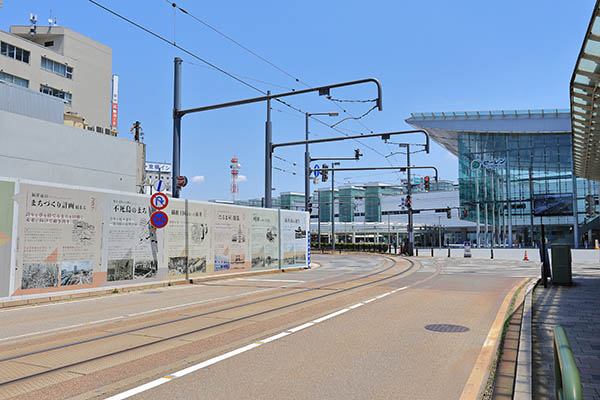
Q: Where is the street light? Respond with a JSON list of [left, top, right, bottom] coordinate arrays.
[[305, 112, 339, 212]]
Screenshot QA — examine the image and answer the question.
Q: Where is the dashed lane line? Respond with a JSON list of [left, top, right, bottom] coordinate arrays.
[[105, 285, 409, 400]]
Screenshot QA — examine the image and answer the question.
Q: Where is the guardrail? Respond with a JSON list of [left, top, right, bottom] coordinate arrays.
[[554, 326, 583, 400]]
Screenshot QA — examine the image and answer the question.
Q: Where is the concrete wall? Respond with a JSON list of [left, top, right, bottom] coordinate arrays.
[[0, 80, 64, 123], [0, 109, 141, 192], [2, 26, 112, 131]]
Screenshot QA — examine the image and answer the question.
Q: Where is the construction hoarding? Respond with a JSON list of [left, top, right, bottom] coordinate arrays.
[[0, 178, 308, 299]]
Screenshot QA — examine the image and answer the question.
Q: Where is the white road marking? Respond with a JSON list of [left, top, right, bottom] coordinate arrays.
[[0, 283, 207, 314], [312, 308, 349, 323], [0, 288, 272, 342], [235, 278, 305, 283], [106, 283, 409, 399]]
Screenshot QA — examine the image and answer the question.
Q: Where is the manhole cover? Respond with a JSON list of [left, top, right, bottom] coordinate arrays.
[[425, 324, 469, 333]]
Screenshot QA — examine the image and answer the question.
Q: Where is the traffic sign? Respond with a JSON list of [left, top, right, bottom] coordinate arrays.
[[150, 192, 168, 210], [313, 164, 320, 177], [150, 211, 168, 229], [154, 179, 164, 192], [176, 175, 188, 188]]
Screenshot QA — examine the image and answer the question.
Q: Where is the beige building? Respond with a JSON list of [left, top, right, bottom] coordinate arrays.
[[0, 25, 114, 134]]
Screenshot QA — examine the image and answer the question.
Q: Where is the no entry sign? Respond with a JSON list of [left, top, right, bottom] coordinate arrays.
[[150, 211, 168, 229], [151, 192, 168, 210]]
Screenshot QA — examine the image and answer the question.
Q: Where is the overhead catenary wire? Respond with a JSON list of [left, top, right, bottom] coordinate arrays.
[[162, 0, 389, 153], [90, 0, 394, 172]]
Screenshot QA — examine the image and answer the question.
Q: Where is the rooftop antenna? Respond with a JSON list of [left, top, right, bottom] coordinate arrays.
[[48, 9, 56, 26], [29, 13, 37, 36]]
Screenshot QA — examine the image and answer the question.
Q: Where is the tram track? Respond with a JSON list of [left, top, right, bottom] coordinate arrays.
[[0, 255, 420, 397]]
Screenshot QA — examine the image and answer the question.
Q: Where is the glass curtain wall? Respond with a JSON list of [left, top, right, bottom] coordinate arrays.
[[458, 132, 598, 247]]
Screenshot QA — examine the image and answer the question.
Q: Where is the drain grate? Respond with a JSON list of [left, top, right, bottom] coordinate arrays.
[[425, 324, 469, 333]]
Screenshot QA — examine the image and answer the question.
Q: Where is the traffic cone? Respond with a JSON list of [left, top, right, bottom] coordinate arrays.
[[523, 250, 529, 261]]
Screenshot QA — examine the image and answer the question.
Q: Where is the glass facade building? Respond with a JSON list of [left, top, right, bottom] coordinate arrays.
[[407, 109, 600, 248]]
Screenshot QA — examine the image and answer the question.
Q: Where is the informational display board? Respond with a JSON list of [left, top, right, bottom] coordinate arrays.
[[102, 194, 160, 282], [13, 183, 102, 295], [279, 209, 309, 269], [249, 208, 279, 270], [211, 205, 250, 273], [165, 200, 212, 278], [533, 193, 574, 216], [0, 178, 309, 299]]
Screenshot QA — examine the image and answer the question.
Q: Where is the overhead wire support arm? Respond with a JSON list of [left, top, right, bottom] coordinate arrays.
[[311, 166, 440, 183], [175, 78, 383, 118], [272, 129, 428, 151]]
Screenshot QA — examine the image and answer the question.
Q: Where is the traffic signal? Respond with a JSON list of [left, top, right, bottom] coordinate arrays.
[[446, 208, 451, 219], [321, 164, 329, 182], [462, 209, 468, 219], [586, 194, 594, 216], [307, 202, 313, 213], [424, 176, 430, 191], [354, 148, 363, 160], [405, 195, 411, 209]]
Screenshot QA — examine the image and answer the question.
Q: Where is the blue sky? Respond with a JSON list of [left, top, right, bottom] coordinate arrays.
[[1, 1, 594, 201]]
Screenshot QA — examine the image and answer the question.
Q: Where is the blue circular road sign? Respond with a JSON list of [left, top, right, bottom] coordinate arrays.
[[313, 164, 320, 177], [150, 211, 168, 229]]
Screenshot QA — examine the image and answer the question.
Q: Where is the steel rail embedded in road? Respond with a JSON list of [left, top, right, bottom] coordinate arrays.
[[0, 256, 416, 388]]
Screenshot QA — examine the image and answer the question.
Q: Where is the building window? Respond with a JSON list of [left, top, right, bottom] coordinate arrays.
[[40, 84, 72, 104], [0, 41, 30, 63], [41, 57, 73, 79], [0, 71, 29, 88], [44, 41, 54, 47]]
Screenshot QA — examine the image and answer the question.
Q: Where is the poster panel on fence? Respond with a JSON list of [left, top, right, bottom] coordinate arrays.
[[13, 183, 103, 295], [249, 208, 279, 270], [0, 180, 15, 298], [280, 210, 308, 268], [102, 193, 162, 283], [164, 199, 212, 278], [211, 205, 250, 273]]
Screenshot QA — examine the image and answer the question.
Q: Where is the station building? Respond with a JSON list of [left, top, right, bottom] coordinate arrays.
[[406, 109, 600, 248]]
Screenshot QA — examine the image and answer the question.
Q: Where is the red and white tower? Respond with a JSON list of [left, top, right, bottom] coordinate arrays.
[[230, 157, 241, 201]]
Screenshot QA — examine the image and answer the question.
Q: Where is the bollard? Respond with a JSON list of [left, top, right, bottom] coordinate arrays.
[[491, 248, 494, 259], [416, 248, 419, 256], [447, 247, 450, 257], [431, 248, 434, 257]]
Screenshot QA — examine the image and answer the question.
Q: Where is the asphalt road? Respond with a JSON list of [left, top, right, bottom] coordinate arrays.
[[0, 254, 538, 400], [128, 258, 529, 400]]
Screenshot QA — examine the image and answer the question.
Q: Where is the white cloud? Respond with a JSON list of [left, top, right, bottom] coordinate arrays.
[[237, 175, 247, 182], [191, 175, 205, 183]]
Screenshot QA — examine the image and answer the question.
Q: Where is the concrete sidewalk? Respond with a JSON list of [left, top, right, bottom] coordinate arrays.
[[532, 265, 600, 399]]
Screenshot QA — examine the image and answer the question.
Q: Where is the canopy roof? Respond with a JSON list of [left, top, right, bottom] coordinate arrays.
[[571, 0, 600, 181]]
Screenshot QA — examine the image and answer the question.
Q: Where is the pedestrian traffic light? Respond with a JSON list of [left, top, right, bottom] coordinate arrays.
[[307, 202, 313, 213], [354, 148, 363, 160], [424, 176, 430, 191], [462, 209, 468, 219], [405, 195, 411, 209], [321, 164, 329, 182], [446, 208, 451, 219]]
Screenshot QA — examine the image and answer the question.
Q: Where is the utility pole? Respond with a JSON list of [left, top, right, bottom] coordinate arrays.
[[265, 91, 272, 207], [331, 162, 340, 251], [304, 112, 338, 212], [318, 190, 321, 250], [172, 57, 182, 198], [406, 144, 414, 256]]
